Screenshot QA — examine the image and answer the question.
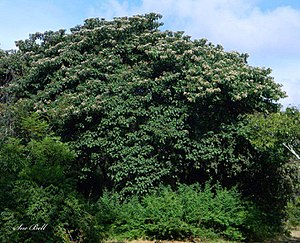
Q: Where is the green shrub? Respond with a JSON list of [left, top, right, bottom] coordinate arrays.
[[96, 183, 248, 241], [137, 187, 192, 240], [179, 184, 246, 240]]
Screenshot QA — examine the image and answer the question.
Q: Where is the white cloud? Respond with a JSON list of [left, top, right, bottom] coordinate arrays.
[[89, 0, 300, 59], [145, 1, 300, 56]]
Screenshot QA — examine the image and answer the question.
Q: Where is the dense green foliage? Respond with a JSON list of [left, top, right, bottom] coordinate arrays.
[[97, 184, 249, 241], [95, 183, 288, 242], [5, 13, 286, 196], [243, 108, 300, 197], [243, 108, 300, 235], [0, 112, 102, 242], [0, 13, 299, 242]]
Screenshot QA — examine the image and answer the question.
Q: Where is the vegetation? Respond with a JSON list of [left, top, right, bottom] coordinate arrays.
[[0, 13, 299, 242], [97, 183, 269, 242]]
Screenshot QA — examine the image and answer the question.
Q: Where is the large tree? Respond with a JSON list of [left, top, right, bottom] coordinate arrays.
[[4, 13, 289, 202]]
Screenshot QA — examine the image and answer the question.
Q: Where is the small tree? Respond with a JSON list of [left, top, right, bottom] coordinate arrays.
[[243, 108, 300, 197]]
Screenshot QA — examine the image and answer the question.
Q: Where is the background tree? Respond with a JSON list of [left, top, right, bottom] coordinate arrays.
[[0, 49, 25, 142], [243, 108, 300, 197]]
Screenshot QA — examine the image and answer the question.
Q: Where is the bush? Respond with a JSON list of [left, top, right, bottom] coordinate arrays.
[[96, 183, 248, 241], [179, 184, 247, 240]]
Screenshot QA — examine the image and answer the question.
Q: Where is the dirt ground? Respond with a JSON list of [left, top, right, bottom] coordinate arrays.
[[291, 229, 300, 238], [106, 230, 300, 243], [127, 241, 194, 243]]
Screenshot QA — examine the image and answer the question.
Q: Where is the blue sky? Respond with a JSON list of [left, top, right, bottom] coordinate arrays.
[[1, 0, 300, 107]]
